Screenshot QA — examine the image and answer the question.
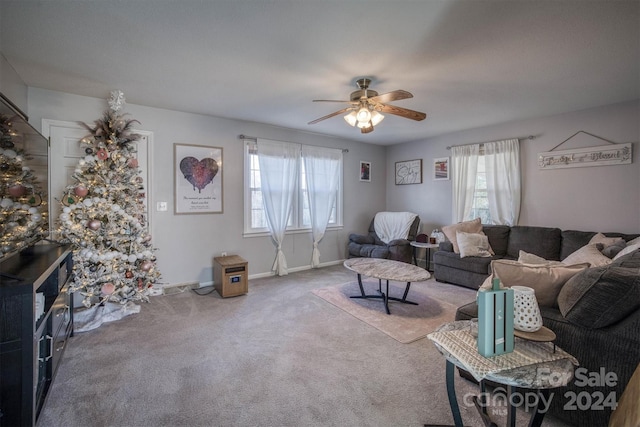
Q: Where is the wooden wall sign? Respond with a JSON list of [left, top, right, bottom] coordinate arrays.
[[538, 143, 632, 170]]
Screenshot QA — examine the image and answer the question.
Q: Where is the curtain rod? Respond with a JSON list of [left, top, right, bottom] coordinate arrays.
[[238, 134, 349, 153], [446, 135, 535, 150]]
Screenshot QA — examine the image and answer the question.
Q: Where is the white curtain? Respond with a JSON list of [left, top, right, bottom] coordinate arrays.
[[302, 145, 342, 268], [257, 138, 300, 276], [451, 144, 479, 222], [484, 139, 521, 225]]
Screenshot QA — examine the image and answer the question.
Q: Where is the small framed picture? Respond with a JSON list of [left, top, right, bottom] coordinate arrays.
[[174, 143, 223, 214], [395, 159, 422, 185], [359, 161, 371, 182], [433, 157, 450, 180]]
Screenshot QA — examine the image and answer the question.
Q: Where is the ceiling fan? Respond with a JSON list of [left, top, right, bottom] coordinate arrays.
[[308, 78, 426, 134]]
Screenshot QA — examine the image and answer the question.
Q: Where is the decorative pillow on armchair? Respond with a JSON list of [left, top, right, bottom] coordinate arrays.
[[490, 259, 590, 307]]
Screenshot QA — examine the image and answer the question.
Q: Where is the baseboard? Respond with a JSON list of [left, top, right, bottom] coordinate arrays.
[[157, 259, 347, 289], [248, 259, 346, 279]]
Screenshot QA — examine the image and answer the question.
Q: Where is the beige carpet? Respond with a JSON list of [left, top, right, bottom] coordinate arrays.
[[312, 279, 460, 343]]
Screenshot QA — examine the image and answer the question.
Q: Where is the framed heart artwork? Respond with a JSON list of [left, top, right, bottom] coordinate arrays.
[[174, 143, 223, 214]]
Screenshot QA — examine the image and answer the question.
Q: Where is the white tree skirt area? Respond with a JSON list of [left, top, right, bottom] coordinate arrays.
[[74, 301, 141, 333]]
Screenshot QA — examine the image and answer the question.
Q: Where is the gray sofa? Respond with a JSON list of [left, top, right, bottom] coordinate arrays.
[[439, 225, 640, 426], [347, 215, 420, 264], [455, 248, 640, 427], [433, 225, 639, 289]]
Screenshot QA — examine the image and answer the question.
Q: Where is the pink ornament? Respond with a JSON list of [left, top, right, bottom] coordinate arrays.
[[74, 185, 89, 197], [8, 184, 26, 197], [96, 148, 109, 160], [87, 219, 101, 230], [140, 260, 153, 271], [128, 158, 138, 168], [101, 282, 115, 295]]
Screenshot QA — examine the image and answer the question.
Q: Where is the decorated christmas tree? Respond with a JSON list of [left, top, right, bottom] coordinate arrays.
[[0, 114, 48, 258], [57, 91, 160, 307]]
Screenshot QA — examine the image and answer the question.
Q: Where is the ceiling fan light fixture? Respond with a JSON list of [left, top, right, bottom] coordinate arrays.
[[355, 106, 371, 124], [357, 120, 371, 129], [370, 110, 384, 126], [344, 111, 357, 126]]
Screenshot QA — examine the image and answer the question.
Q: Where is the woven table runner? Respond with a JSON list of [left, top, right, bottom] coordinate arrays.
[[427, 329, 578, 382]]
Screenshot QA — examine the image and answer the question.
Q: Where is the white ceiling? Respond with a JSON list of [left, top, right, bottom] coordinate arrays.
[[1, 1, 638, 145]]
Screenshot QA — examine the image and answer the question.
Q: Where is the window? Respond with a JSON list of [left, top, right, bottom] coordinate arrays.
[[468, 153, 492, 224], [452, 138, 520, 226], [244, 142, 342, 235]]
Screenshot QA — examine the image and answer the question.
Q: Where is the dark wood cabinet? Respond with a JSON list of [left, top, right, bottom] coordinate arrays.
[[0, 244, 73, 426]]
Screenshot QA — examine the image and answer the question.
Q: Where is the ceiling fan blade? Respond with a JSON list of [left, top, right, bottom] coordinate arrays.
[[312, 99, 357, 103], [378, 104, 426, 121], [368, 90, 413, 104], [308, 107, 352, 125]]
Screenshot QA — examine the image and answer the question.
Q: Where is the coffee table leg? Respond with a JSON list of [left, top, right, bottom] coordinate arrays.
[[356, 273, 365, 296], [383, 280, 390, 315], [401, 282, 412, 301]]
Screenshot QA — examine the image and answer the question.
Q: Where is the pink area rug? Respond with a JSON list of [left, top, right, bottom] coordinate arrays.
[[312, 279, 459, 343]]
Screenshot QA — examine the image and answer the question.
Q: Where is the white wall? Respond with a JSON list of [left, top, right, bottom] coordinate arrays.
[[0, 53, 28, 115], [387, 100, 640, 234], [27, 88, 387, 285]]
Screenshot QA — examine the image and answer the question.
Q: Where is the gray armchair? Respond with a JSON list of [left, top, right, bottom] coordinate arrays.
[[347, 215, 420, 264]]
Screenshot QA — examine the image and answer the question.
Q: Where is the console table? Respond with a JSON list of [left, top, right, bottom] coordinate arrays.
[[0, 244, 74, 426], [427, 320, 578, 427], [343, 258, 430, 315]]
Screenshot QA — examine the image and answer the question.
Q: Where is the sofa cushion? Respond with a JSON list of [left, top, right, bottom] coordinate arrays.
[[561, 230, 598, 260], [562, 243, 612, 267], [348, 243, 389, 259], [457, 231, 492, 258], [558, 266, 640, 329], [490, 259, 589, 307], [482, 225, 511, 256], [434, 251, 495, 275], [506, 226, 562, 260]]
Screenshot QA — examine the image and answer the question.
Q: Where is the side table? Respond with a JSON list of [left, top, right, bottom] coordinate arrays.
[[427, 320, 578, 427], [410, 241, 439, 272]]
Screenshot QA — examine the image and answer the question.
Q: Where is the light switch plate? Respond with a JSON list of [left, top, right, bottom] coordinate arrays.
[[157, 201, 168, 211]]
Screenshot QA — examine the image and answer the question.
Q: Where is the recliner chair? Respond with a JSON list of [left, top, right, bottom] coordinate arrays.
[[347, 214, 420, 264]]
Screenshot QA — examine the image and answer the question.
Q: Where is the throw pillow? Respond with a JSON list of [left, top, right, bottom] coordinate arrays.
[[557, 266, 640, 329], [442, 218, 482, 254], [518, 250, 563, 266], [562, 243, 612, 267], [601, 239, 627, 258], [457, 231, 492, 258], [588, 232, 625, 248], [490, 259, 590, 307], [613, 242, 640, 260]]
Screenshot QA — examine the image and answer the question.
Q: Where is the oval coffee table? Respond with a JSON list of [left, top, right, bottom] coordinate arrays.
[[343, 258, 431, 315]]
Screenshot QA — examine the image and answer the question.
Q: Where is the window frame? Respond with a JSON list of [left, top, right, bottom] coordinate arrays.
[[243, 141, 343, 237]]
